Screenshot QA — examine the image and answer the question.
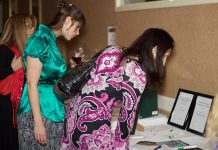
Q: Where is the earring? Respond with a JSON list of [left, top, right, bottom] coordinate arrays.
[[66, 26, 70, 31], [67, 25, 72, 31], [65, 23, 70, 31], [66, 22, 73, 31]]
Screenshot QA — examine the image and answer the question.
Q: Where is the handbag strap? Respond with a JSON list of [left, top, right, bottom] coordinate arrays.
[[91, 49, 104, 61]]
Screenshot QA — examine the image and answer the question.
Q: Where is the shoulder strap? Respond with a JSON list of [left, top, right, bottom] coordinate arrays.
[[91, 45, 115, 61], [91, 49, 104, 61]]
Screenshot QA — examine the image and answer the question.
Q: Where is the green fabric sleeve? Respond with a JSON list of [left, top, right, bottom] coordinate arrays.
[[24, 36, 49, 64]]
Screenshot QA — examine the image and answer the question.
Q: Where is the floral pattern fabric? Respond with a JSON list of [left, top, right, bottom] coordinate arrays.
[[60, 45, 146, 150]]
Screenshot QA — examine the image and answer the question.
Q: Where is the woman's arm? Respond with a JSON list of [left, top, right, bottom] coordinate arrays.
[[26, 56, 47, 145], [114, 62, 146, 150], [11, 56, 23, 72]]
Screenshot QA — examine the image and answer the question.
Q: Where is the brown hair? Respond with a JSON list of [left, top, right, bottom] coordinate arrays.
[[0, 14, 37, 54], [48, 0, 86, 61], [48, 0, 86, 30]]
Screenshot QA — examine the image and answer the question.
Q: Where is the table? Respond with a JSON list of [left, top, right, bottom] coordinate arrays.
[[112, 114, 215, 150]]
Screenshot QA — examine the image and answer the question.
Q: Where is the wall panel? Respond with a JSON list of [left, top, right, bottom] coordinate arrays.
[[46, 0, 218, 98]]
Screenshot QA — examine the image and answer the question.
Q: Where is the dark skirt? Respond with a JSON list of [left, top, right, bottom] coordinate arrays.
[[0, 94, 19, 150], [17, 111, 63, 150]]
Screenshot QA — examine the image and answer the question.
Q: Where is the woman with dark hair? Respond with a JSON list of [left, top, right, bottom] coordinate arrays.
[[16, 1, 86, 149], [60, 28, 174, 149], [0, 14, 37, 150]]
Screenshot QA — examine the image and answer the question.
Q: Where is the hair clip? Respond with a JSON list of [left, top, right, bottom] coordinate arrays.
[[57, 0, 72, 8]]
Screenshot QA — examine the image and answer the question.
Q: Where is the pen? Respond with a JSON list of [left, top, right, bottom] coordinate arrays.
[[182, 145, 198, 149], [178, 145, 198, 150], [154, 145, 162, 150]]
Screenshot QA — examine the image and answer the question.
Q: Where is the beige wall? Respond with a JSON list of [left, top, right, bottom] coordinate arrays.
[[42, 0, 218, 99], [41, 0, 58, 24]]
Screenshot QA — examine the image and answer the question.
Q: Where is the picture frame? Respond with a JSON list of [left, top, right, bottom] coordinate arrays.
[[115, 0, 218, 12], [168, 89, 197, 129], [186, 93, 214, 136]]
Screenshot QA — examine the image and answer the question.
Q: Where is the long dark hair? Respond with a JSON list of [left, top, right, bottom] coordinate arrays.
[[122, 28, 175, 89], [48, 1, 86, 30]]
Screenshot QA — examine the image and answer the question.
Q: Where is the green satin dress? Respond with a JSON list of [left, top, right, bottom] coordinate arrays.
[[17, 24, 66, 122]]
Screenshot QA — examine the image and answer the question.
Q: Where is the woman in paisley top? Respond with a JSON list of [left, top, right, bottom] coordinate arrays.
[[16, 2, 86, 150], [60, 28, 175, 149]]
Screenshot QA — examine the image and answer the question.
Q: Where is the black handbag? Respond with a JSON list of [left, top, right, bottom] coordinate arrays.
[[54, 49, 104, 101]]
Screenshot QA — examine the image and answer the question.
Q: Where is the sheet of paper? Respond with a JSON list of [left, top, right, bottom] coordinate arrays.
[[129, 114, 212, 150], [134, 124, 193, 142], [189, 96, 212, 133], [170, 92, 194, 126]]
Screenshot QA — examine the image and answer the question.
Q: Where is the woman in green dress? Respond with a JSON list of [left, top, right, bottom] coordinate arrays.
[[16, 2, 86, 149]]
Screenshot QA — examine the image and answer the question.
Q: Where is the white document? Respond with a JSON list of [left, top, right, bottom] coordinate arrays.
[[170, 92, 194, 126], [189, 96, 212, 133]]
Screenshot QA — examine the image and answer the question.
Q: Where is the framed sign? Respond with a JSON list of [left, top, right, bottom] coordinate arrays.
[[168, 89, 196, 129], [186, 93, 214, 135]]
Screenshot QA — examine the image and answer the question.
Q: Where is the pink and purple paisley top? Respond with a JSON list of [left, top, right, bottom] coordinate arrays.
[[60, 45, 146, 150]]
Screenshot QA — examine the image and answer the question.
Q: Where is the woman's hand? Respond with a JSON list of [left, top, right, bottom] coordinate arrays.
[[26, 57, 46, 145], [11, 56, 22, 71], [64, 99, 71, 108], [69, 58, 77, 68], [34, 120, 47, 145]]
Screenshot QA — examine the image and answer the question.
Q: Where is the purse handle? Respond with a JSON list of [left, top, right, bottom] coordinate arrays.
[[90, 47, 107, 61]]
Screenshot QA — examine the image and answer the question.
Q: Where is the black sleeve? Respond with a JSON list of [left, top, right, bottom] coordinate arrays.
[[0, 45, 15, 80]]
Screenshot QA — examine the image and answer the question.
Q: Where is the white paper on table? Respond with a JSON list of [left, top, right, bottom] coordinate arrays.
[[135, 124, 193, 142], [138, 114, 168, 127]]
